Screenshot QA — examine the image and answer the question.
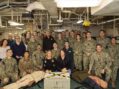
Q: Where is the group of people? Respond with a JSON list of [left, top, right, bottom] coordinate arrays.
[[0, 29, 118, 88]]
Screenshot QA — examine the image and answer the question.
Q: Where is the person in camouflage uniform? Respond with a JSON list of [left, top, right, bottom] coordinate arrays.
[[82, 31, 96, 70], [0, 59, 9, 86], [88, 44, 112, 82], [32, 44, 44, 71], [73, 34, 83, 70], [82, 32, 87, 43], [56, 33, 64, 49], [27, 35, 39, 55], [107, 37, 119, 88], [2, 49, 18, 82], [64, 30, 70, 42], [68, 30, 76, 48], [33, 31, 42, 47], [96, 30, 109, 50], [51, 43, 60, 59], [19, 51, 34, 77]]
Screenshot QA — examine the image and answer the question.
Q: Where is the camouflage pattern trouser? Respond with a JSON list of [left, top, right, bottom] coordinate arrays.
[[7, 73, 18, 82], [83, 54, 91, 70], [74, 55, 82, 70], [95, 68, 112, 82], [112, 66, 118, 81]]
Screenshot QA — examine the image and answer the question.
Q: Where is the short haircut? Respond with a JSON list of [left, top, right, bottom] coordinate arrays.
[[6, 49, 12, 52], [100, 30, 105, 33], [86, 31, 91, 34], [96, 44, 102, 48]]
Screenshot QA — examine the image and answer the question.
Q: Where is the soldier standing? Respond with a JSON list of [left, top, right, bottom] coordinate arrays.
[[82, 31, 96, 70], [56, 33, 64, 50], [69, 30, 76, 48], [107, 37, 119, 88], [96, 30, 109, 50], [74, 34, 83, 70]]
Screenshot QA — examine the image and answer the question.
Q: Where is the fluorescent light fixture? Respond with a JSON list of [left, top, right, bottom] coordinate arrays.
[[55, 0, 102, 7], [62, 10, 71, 13], [8, 20, 24, 26], [16, 27, 23, 29], [54, 29, 65, 32], [77, 20, 83, 24], [57, 19, 63, 23]]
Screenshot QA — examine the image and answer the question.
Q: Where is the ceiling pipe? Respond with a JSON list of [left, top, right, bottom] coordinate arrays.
[[97, 18, 119, 25], [0, 1, 28, 10]]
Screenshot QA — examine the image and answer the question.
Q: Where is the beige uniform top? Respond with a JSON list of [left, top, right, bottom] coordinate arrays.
[[2, 57, 18, 75], [0, 62, 7, 80], [89, 51, 112, 70], [74, 40, 83, 56], [83, 39, 96, 56], [32, 50, 45, 70], [19, 58, 34, 77]]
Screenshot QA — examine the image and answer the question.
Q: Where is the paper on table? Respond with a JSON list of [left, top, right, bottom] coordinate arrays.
[[31, 71, 45, 83], [16, 74, 34, 88]]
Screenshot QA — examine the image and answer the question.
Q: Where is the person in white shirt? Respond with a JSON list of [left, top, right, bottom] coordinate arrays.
[[0, 39, 10, 59]]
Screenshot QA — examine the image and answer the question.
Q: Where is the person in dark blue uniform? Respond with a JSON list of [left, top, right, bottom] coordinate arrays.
[[11, 36, 26, 63], [43, 31, 55, 52], [56, 50, 71, 72], [43, 50, 56, 72], [63, 41, 74, 71]]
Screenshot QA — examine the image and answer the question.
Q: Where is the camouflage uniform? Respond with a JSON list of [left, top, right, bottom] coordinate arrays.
[[36, 39, 42, 46], [64, 37, 69, 42], [96, 37, 109, 50], [83, 39, 96, 70], [51, 49, 60, 59], [56, 39, 64, 49], [107, 43, 119, 81], [27, 41, 39, 55], [68, 37, 75, 48], [0, 62, 8, 85], [32, 50, 45, 70], [19, 58, 34, 77], [2, 57, 18, 82], [73, 40, 83, 70], [89, 51, 112, 81]]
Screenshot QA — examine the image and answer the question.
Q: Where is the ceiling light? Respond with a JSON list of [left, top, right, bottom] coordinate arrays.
[[54, 29, 65, 32], [16, 27, 23, 29], [8, 20, 24, 26], [57, 19, 63, 23], [77, 20, 83, 24], [55, 0, 102, 7]]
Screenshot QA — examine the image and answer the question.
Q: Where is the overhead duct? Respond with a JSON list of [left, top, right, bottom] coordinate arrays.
[[91, 0, 119, 15], [40, 0, 58, 16], [97, 18, 119, 25], [0, 1, 28, 10], [26, 1, 46, 12]]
